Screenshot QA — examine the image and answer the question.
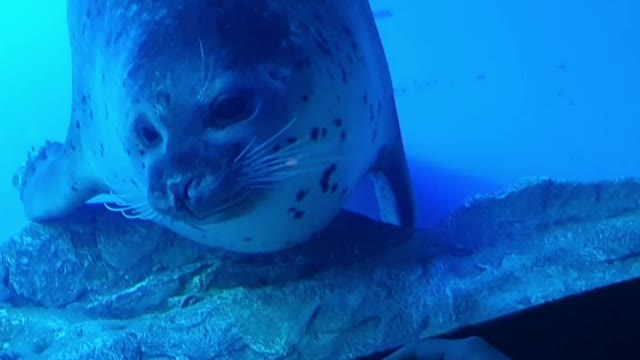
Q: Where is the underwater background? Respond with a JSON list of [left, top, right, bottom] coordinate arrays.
[[0, 0, 639, 240], [0, 0, 639, 359]]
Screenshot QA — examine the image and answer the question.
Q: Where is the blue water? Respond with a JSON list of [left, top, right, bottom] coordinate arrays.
[[0, 1, 639, 359], [0, 0, 638, 235]]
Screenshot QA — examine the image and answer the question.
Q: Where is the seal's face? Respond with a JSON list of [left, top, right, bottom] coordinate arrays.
[[118, 1, 318, 224]]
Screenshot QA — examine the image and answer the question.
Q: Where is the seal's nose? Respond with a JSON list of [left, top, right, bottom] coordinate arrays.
[[167, 176, 194, 213]]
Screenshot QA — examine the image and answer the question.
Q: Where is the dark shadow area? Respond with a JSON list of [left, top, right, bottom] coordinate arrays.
[[345, 157, 504, 228], [359, 276, 640, 359]]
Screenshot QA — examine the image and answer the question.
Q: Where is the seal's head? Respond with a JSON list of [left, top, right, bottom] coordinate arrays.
[[115, 1, 321, 225]]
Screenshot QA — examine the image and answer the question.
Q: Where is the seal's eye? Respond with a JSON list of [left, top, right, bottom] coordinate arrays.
[[206, 92, 258, 128], [134, 117, 162, 149]]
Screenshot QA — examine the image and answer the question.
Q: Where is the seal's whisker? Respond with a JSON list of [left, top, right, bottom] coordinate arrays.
[[245, 141, 344, 173], [234, 137, 256, 163], [242, 117, 297, 160], [197, 39, 208, 101], [246, 169, 331, 185], [196, 39, 215, 102], [243, 146, 367, 185], [101, 179, 158, 220], [251, 144, 336, 168], [104, 201, 155, 220], [241, 133, 312, 164], [206, 190, 252, 217], [198, 39, 205, 84], [240, 136, 332, 172]]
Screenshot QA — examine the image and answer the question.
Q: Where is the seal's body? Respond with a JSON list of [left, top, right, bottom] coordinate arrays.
[[15, 0, 415, 253]]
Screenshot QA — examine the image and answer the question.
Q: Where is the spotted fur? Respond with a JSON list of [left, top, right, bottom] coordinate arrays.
[[13, 0, 415, 254]]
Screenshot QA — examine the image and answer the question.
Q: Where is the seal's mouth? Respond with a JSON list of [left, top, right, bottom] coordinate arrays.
[[149, 172, 261, 225]]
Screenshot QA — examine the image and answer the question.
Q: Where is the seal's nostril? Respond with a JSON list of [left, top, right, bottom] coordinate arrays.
[[183, 178, 194, 202]]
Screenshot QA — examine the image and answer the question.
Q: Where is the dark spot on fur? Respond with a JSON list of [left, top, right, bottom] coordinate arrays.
[[302, 95, 309, 102], [310, 127, 319, 140], [287, 206, 305, 219], [333, 117, 343, 127], [341, 26, 358, 53], [81, 94, 87, 105], [268, 70, 280, 82], [243, 237, 253, 242], [350, 39, 358, 53], [71, 184, 79, 192], [363, 93, 368, 105], [286, 137, 297, 144], [340, 187, 349, 199], [339, 64, 347, 83], [314, 29, 332, 56], [312, 10, 325, 23], [70, 144, 76, 152], [340, 130, 347, 141], [273, 144, 281, 152], [157, 91, 171, 107], [284, 240, 293, 246], [320, 163, 337, 193], [75, 120, 81, 129], [330, 183, 338, 193], [321, 128, 328, 138], [296, 189, 308, 202], [139, 150, 145, 156], [369, 104, 375, 123], [295, 57, 312, 70]]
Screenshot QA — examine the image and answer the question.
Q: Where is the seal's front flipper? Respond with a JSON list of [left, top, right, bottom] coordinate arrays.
[[13, 140, 101, 222], [370, 138, 416, 228]]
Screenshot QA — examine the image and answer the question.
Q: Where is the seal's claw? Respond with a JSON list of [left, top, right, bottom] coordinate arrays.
[[13, 141, 64, 196], [14, 141, 63, 192], [14, 140, 99, 222]]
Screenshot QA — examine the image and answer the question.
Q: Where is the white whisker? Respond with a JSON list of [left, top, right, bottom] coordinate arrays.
[[234, 137, 256, 163], [242, 117, 297, 160], [196, 38, 213, 102], [101, 175, 159, 221]]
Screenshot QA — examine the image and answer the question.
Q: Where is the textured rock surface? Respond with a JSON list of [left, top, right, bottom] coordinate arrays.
[[2, 178, 640, 359]]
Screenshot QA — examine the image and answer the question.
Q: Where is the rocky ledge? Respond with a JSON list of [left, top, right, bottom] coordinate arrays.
[[2, 178, 640, 359]]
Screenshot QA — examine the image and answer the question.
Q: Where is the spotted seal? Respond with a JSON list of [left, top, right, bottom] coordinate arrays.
[[14, 0, 415, 253]]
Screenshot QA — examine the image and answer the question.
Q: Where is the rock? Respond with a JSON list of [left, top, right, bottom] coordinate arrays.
[[2, 178, 640, 359]]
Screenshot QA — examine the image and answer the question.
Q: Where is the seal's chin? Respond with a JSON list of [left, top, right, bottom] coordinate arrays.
[[148, 173, 261, 224]]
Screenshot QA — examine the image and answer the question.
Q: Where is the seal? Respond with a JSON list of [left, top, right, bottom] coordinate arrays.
[[14, 0, 416, 253]]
